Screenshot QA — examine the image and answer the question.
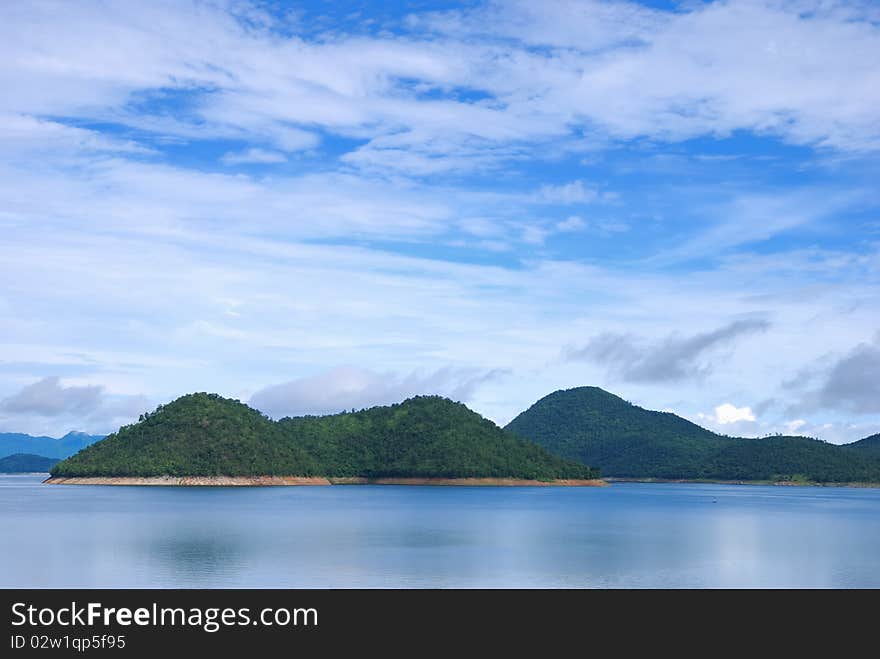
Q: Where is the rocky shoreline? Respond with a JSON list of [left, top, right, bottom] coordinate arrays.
[[43, 475, 331, 486], [605, 477, 880, 488], [43, 475, 607, 487], [331, 477, 607, 486]]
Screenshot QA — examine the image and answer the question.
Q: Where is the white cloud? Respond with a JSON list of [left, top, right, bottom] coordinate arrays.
[[538, 181, 599, 205], [0, 113, 151, 157], [655, 188, 864, 263], [688, 412, 879, 444], [556, 215, 586, 232], [1, 0, 877, 178], [712, 403, 757, 425], [1, 214, 878, 439], [0, 155, 462, 242], [0, 1, 878, 443], [520, 225, 549, 245], [221, 148, 289, 165], [418, 0, 880, 153], [785, 419, 807, 433], [413, 0, 665, 52], [551, 214, 628, 236]]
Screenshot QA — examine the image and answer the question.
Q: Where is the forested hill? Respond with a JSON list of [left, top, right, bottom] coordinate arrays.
[[505, 387, 880, 483], [51, 393, 598, 480], [277, 395, 594, 479], [51, 394, 322, 478], [847, 433, 880, 454], [0, 454, 60, 473]]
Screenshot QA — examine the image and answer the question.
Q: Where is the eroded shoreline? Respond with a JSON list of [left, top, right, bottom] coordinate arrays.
[[43, 476, 607, 487], [605, 477, 880, 488]]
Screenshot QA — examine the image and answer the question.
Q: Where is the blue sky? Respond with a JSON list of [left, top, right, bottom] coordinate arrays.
[[0, 0, 878, 442]]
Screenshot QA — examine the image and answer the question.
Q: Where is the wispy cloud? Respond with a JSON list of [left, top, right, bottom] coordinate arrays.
[[221, 148, 289, 165], [2, 0, 878, 176], [0, 1, 878, 440], [538, 180, 600, 205], [555, 216, 587, 232], [654, 188, 867, 264], [416, 0, 880, 152], [564, 319, 771, 383]]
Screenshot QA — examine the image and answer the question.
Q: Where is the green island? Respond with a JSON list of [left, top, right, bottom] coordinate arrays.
[[0, 453, 60, 473], [47, 393, 602, 486], [506, 387, 880, 486], [42, 386, 880, 487]]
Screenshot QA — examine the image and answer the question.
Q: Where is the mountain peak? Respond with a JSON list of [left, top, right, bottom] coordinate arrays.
[[61, 431, 91, 439], [506, 387, 880, 482]]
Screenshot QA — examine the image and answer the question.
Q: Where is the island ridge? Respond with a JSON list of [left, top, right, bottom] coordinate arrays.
[[40, 386, 880, 487], [506, 387, 880, 485], [47, 393, 602, 486]]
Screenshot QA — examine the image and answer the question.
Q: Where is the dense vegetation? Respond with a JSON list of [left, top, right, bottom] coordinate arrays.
[[279, 395, 595, 479], [52, 394, 320, 477], [52, 393, 598, 480], [506, 387, 880, 483], [847, 433, 880, 455], [0, 453, 59, 473]]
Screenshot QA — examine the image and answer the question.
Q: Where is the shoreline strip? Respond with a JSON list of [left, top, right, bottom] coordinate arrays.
[[42, 476, 607, 487]]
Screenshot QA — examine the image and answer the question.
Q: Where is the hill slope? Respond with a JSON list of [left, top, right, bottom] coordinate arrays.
[[0, 431, 103, 459], [506, 387, 880, 483], [52, 394, 320, 478], [52, 393, 598, 480], [279, 395, 595, 480], [847, 433, 880, 454], [0, 453, 59, 473]]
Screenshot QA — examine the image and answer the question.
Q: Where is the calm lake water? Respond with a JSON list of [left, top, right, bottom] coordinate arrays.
[[2, 474, 879, 588]]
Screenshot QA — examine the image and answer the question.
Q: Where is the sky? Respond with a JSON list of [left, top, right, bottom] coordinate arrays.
[[0, 0, 878, 443]]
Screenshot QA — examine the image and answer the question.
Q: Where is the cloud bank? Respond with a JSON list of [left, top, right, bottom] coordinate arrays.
[[0, 1, 877, 442], [0, 377, 102, 417], [0, 377, 150, 436], [249, 366, 507, 419], [796, 335, 880, 415]]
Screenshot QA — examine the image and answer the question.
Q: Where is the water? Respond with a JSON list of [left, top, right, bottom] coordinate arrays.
[[2, 474, 879, 588]]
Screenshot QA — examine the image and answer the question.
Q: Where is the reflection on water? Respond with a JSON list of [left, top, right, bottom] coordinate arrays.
[[146, 529, 246, 585], [1, 474, 879, 588]]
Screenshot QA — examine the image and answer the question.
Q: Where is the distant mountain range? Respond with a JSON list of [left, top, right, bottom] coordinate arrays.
[[505, 387, 880, 483], [0, 431, 104, 460]]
